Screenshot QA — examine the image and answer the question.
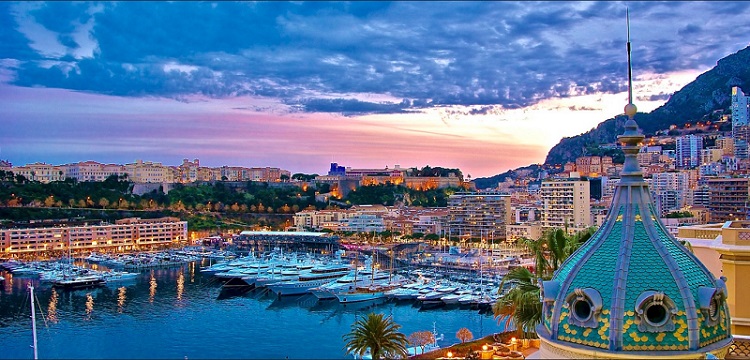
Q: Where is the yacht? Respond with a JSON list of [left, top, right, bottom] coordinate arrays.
[[267, 264, 350, 296], [52, 274, 105, 290], [311, 268, 392, 300], [335, 282, 402, 304]]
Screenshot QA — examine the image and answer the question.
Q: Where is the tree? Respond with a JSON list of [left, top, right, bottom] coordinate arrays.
[[493, 227, 595, 339], [408, 331, 435, 355], [98, 197, 110, 209], [492, 267, 542, 339], [456, 327, 473, 343], [44, 196, 55, 207], [424, 233, 440, 242], [343, 312, 408, 360]]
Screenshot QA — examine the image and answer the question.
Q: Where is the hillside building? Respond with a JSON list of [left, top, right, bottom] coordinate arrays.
[[447, 192, 512, 240], [732, 86, 750, 159], [540, 178, 592, 232]]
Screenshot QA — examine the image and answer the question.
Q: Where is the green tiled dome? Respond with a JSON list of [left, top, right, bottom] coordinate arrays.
[[537, 118, 732, 357]]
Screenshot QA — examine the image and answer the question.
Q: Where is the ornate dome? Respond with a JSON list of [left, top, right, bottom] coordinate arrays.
[[536, 156, 733, 357], [535, 13, 732, 359]]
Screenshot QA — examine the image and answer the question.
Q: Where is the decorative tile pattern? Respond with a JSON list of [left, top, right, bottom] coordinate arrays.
[[547, 184, 732, 355]]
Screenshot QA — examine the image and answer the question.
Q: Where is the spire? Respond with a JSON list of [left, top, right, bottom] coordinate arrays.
[[618, 7, 644, 183]]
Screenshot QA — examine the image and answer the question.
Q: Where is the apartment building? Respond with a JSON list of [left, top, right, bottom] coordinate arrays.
[[707, 177, 750, 223], [0, 217, 187, 257], [292, 209, 353, 231], [447, 192, 512, 240], [11, 163, 66, 183], [60, 161, 126, 182], [716, 136, 735, 156], [540, 178, 592, 231], [650, 171, 690, 214], [733, 86, 750, 159], [676, 134, 703, 168], [505, 223, 542, 241], [124, 160, 176, 183], [339, 213, 385, 233], [575, 156, 613, 177]]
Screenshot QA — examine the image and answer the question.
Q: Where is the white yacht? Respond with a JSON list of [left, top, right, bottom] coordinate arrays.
[[311, 267, 392, 300], [266, 264, 350, 296]]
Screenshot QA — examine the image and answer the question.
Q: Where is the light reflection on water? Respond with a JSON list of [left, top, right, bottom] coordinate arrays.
[[149, 270, 157, 303], [117, 286, 126, 313], [85, 293, 94, 319], [0, 260, 503, 359], [47, 288, 58, 323]]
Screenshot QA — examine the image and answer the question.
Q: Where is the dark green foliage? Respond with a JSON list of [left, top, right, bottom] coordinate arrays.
[[408, 166, 463, 181], [291, 173, 319, 181], [0, 177, 321, 231], [344, 184, 460, 207], [665, 211, 694, 219], [343, 312, 409, 360]]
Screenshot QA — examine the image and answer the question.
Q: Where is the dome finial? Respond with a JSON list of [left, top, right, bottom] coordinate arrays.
[[618, 7, 644, 181], [624, 7, 637, 119]]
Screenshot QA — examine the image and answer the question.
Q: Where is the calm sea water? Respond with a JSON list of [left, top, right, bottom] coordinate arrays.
[[0, 260, 504, 359]]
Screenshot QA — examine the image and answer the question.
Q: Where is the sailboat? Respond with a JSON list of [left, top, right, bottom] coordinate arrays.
[[29, 284, 39, 360], [51, 238, 104, 290], [335, 252, 404, 304]]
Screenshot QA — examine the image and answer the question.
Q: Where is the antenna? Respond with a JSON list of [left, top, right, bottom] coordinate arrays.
[[626, 7, 633, 106]]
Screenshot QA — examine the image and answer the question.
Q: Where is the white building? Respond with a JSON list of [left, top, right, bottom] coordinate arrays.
[[11, 163, 65, 183], [124, 160, 175, 183], [650, 171, 689, 212], [540, 179, 591, 231], [339, 213, 385, 233]]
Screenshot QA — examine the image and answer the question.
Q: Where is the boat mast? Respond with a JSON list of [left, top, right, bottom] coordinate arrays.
[[29, 284, 38, 360]]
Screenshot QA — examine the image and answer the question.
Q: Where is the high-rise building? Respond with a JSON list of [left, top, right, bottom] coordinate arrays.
[[707, 177, 750, 222], [732, 86, 750, 159], [650, 171, 689, 209], [540, 179, 591, 231], [675, 134, 703, 168], [447, 192, 512, 240]]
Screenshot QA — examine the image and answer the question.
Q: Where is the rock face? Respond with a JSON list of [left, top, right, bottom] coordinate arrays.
[[544, 45, 750, 166]]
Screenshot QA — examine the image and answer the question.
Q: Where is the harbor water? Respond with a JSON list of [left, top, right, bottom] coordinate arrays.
[[0, 260, 504, 359]]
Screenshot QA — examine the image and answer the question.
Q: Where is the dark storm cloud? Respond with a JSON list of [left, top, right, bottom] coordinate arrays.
[[295, 98, 412, 116], [3, 1, 750, 115], [677, 24, 702, 37], [0, 2, 39, 61]]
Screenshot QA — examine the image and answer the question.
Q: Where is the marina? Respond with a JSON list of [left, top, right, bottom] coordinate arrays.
[[0, 253, 506, 359]]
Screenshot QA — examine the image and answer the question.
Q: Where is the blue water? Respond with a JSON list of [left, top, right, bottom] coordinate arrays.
[[0, 261, 504, 359]]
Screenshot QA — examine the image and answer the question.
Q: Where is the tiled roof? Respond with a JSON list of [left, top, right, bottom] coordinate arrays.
[[540, 179, 732, 356]]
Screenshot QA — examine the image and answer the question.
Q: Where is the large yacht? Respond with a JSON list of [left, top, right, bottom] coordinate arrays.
[[266, 263, 350, 296], [311, 267, 394, 300]]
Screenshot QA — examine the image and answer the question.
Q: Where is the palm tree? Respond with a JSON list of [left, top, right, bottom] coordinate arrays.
[[343, 312, 409, 360], [495, 227, 596, 338], [493, 267, 543, 339]]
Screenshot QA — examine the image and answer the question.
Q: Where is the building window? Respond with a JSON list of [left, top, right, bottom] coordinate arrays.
[[635, 291, 677, 332], [565, 287, 602, 328], [698, 286, 726, 327]]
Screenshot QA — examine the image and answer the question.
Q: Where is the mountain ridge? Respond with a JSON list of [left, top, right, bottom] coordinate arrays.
[[474, 45, 750, 189]]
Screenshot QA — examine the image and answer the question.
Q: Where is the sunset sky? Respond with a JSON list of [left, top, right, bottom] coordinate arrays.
[[2, 1, 750, 178]]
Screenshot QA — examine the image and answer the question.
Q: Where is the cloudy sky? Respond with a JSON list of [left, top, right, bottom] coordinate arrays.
[[2, 1, 750, 178]]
